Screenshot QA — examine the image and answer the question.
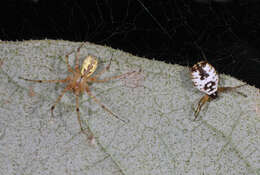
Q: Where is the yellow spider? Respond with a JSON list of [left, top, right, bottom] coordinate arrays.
[[19, 43, 135, 137]]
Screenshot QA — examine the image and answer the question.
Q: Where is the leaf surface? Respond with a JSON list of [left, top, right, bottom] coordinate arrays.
[[0, 40, 259, 175]]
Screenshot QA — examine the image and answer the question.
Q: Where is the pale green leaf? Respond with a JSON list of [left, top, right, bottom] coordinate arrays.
[[0, 40, 259, 175]]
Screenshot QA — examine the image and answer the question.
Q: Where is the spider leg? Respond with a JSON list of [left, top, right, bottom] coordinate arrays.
[[91, 57, 112, 80], [75, 43, 85, 71], [50, 86, 70, 118], [19, 77, 69, 83], [194, 95, 210, 120], [75, 95, 94, 140], [88, 70, 137, 83], [218, 84, 247, 97], [65, 49, 75, 73], [85, 86, 128, 123], [75, 95, 89, 135]]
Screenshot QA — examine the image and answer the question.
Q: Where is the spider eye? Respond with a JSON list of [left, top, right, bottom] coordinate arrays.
[[81, 55, 98, 77]]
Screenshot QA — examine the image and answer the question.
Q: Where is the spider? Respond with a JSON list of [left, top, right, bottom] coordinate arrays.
[[190, 61, 247, 120], [19, 43, 135, 137]]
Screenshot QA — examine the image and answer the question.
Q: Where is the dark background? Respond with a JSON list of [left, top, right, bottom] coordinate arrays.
[[1, 0, 259, 88]]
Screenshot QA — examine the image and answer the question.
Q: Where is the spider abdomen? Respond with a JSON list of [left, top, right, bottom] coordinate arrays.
[[191, 61, 219, 96]]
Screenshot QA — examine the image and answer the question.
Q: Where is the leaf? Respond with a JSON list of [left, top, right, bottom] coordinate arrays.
[[0, 40, 259, 175]]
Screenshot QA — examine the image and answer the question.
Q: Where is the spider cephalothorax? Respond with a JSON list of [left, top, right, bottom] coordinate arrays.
[[19, 43, 135, 139], [191, 61, 246, 120]]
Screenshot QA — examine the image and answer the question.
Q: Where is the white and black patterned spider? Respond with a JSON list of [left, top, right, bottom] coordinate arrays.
[[190, 61, 246, 120]]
